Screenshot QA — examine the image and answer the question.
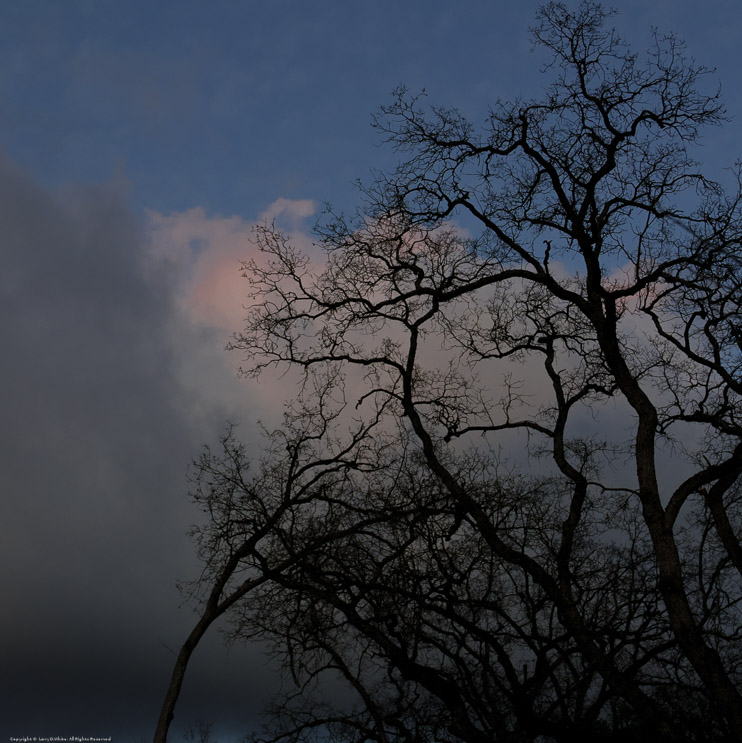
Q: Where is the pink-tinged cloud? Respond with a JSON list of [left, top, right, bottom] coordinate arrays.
[[146, 198, 316, 332], [143, 198, 321, 430], [260, 197, 316, 223]]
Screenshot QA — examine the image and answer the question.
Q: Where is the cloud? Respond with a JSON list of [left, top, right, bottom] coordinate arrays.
[[0, 154, 282, 738], [146, 206, 256, 330], [143, 200, 319, 434], [146, 198, 316, 332], [260, 196, 316, 223]]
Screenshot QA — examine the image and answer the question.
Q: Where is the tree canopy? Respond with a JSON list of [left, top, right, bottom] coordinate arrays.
[[155, 4, 742, 741]]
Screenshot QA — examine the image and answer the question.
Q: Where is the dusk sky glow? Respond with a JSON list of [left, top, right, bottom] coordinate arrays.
[[1, 2, 741, 740]]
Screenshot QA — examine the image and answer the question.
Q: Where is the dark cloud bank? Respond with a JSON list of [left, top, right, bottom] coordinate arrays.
[[0, 154, 274, 741]]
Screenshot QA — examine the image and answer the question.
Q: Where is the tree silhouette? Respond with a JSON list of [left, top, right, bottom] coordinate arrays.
[[155, 3, 742, 741]]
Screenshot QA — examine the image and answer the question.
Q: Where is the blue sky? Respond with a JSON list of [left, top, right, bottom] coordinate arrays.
[[1, 1, 741, 740], [0, 1, 535, 216], [4, 0, 739, 217]]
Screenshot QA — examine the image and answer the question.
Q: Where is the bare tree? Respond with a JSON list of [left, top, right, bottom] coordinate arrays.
[[183, 719, 218, 743], [155, 3, 742, 741]]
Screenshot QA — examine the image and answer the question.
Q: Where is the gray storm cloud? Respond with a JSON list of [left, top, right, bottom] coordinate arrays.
[[0, 154, 274, 740]]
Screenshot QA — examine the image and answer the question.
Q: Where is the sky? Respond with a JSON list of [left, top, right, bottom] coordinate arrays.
[[1, 1, 741, 741]]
